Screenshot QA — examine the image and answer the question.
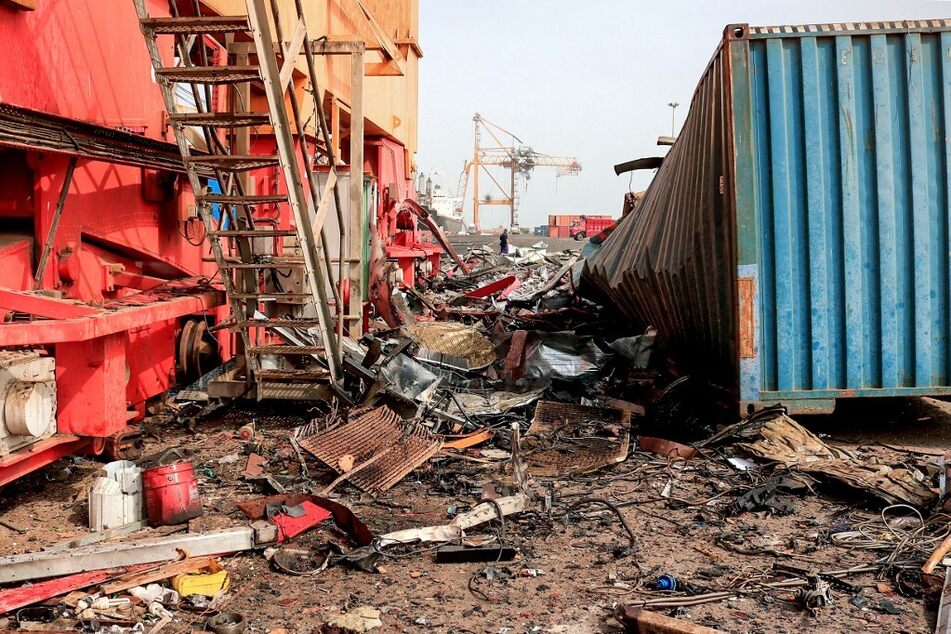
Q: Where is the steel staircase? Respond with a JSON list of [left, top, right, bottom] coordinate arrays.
[[132, 0, 348, 392]]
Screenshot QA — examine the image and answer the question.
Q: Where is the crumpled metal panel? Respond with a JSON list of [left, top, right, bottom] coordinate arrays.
[[407, 322, 497, 370], [493, 331, 610, 381], [297, 406, 442, 492], [584, 35, 736, 386]]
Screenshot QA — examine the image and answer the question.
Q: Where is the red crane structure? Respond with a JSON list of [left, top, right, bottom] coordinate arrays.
[[0, 0, 435, 487]]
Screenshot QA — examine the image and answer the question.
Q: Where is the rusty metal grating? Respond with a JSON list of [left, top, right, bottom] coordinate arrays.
[[154, 66, 261, 84], [523, 402, 631, 477], [297, 406, 442, 492], [184, 155, 279, 172]]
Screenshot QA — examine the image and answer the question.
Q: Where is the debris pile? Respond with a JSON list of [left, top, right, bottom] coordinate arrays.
[[2, 239, 951, 633]]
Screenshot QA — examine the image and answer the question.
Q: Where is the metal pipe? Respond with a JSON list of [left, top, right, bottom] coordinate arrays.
[[265, 0, 342, 309], [293, 0, 356, 347], [33, 156, 77, 290]]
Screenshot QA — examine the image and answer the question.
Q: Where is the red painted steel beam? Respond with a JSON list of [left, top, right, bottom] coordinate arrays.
[[0, 290, 221, 346], [0, 435, 93, 489], [399, 198, 470, 273], [0, 569, 123, 614], [499, 277, 521, 299], [112, 271, 167, 291], [0, 287, 99, 319], [466, 275, 518, 299]]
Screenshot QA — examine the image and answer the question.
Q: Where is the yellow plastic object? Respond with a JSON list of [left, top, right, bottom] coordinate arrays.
[[172, 569, 230, 597]]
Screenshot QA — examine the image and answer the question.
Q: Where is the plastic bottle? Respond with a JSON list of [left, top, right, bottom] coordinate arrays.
[[655, 573, 677, 591]]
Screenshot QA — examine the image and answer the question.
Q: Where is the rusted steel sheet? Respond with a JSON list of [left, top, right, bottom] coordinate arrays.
[[297, 406, 442, 492], [586, 27, 735, 387], [586, 20, 951, 414], [524, 402, 630, 476]]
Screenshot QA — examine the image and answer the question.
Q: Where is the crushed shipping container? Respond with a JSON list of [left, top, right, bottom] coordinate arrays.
[[586, 20, 951, 414]]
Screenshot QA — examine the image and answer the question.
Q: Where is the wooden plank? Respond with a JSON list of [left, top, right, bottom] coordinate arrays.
[[348, 48, 365, 333], [278, 18, 307, 91], [365, 60, 403, 77], [0, 527, 255, 583], [99, 556, 216, 595], [312, 168, 337, 233], [309, 39, 365, 55], [452, 494, 527, 529], [353, 0, 401, 61]]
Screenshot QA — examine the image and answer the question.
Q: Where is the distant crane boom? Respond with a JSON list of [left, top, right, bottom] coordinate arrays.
[[455, 160, 470, 217], [467, 113, 581, 230]]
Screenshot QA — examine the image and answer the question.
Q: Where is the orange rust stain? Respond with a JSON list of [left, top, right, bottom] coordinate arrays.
[[738, 277, 755, 358]]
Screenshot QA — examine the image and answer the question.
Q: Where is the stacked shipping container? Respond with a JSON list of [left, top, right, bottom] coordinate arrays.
[[546, 214, 613, 239], [547, 214, 579, 238]]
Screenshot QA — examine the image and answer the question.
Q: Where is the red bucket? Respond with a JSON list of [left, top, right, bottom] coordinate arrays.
[[142, 462, 203, 526]]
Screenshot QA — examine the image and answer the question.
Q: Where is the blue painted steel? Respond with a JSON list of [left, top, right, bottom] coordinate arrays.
[[586, 21, 951, 414], [745, 23, 951, 410], [207, 179, 223, 223]]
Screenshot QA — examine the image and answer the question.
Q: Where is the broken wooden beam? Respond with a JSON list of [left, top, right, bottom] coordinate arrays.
[[0, 527, 256, 583], [99, 556, 218, 595], [924, 530, 951, 575], [615, 605, 725, 634]]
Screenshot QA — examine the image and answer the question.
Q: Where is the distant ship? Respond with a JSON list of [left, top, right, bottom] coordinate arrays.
[[416, 171, 467, 234]]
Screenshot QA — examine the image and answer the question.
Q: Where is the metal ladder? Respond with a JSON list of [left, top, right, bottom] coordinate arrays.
[[132, 0, 347, 389]]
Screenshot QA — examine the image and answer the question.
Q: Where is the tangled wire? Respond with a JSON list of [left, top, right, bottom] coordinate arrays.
[[830, 505, 951, 569]]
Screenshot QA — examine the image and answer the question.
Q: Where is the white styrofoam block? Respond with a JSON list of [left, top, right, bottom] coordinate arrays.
[[88, 461, 145, 530], [89, 477, 125, 531]]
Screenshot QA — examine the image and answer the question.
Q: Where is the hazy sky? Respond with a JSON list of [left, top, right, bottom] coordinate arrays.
[[416, 1, 951, 229]]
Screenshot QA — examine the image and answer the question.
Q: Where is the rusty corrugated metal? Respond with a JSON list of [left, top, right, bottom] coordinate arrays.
[[297, 406, 442, 492], [585, 32, 737, 386]]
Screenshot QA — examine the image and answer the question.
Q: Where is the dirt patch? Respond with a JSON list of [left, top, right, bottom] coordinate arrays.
[[0, 398, 945, 633]]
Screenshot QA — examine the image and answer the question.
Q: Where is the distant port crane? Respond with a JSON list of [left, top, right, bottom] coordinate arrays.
[[462, 113, 581, 230]]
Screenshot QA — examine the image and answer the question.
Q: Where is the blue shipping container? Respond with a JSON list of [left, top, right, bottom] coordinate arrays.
[[586, 20, 951, 414]]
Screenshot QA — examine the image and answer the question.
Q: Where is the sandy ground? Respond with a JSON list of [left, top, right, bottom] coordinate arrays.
[[1, 397, 949, 633]]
